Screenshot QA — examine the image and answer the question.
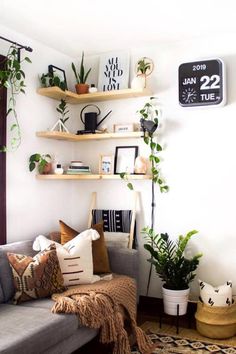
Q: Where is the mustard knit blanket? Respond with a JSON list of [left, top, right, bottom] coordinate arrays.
[[51, 275, 153, 354]]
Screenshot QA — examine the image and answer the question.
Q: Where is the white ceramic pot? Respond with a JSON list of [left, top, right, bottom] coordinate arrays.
[[162, 286, 190, 316], [131, 75, 146, 89]]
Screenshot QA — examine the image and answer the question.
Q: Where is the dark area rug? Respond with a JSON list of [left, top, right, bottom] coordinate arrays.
[[131, 332, 236, 353]]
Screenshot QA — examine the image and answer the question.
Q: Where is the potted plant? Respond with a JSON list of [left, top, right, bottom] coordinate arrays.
[[56, 99, 70, 132], [29, 153, 52, 174], [143, 227, 202, 315], [71, 52, 91, 94], [39, 72, 67, 91]]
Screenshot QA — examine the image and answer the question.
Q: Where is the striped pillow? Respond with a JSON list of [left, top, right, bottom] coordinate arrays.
[[33, 229, 100, 286]]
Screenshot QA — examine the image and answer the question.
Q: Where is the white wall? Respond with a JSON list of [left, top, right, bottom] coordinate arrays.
[[2, 23, 236, 299]]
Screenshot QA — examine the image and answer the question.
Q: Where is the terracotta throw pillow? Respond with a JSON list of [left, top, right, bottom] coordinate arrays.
[[7, 245, 65, 304], [59, 220, 111, 274]]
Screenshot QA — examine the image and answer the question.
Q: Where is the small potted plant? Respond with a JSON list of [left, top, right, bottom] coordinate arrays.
[[143, 227, 202, 316], [71, 52, 91, 94], [29, 153, 52, 174]]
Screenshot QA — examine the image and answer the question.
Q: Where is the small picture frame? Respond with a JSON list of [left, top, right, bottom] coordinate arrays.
[[99, 154, 113, 175], [114, 146, 138, 174], [48, 65, 67, 90], [98, 51, 129, 92], [113, 124, 134, 133]]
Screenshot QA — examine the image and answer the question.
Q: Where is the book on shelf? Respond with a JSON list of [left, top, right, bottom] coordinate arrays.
[[66, 170, 92, 175], [68, 166, 90, 170]]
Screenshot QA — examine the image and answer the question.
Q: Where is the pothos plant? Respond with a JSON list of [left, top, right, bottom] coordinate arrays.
[[120, 97, 168, 192], [0, 44, 31, 151]]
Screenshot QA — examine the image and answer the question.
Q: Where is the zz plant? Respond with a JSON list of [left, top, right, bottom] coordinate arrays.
[[0, 44, 31, 151]]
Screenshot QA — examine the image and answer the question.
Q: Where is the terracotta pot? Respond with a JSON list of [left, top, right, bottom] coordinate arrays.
[[39, 162, 52, 175], [75, 83, 89, 94]]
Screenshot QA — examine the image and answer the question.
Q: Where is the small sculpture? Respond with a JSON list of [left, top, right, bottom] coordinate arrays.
[[134, 156, 148, 174]]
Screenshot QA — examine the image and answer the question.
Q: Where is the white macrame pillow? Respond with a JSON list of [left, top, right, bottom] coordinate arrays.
[[199, 279, 233, 307], [33, 229, 100, 286]]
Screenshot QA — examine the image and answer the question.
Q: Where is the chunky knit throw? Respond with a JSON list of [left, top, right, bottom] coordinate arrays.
[[51, 275, 153, 354]]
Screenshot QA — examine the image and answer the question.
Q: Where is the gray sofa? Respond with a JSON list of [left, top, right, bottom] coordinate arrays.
[[0, 240, 138, 354]]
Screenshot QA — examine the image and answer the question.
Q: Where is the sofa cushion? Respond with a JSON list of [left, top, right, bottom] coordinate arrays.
[[59, 220, 111, 274], [0, 303, 78, 354], [33, 230, 100, 286], [7, 245, 65, 304], [0, 250, 15, 303]]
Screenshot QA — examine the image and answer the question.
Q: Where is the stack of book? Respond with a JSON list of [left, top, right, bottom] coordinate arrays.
[[66, 161, 91, 175]]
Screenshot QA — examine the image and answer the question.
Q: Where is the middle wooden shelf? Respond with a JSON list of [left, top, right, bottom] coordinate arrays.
[[36, 131, 143, 142], [36, 174, 152, 180]]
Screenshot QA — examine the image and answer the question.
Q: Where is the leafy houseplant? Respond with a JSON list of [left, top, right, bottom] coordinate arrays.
[[71, 52, 91, 94], [56, 99, 70, 131], [143, 227, 202, 315], [29, 153, 52, 174], [143, 228, 202, 290], [137, 58, 152, 75], [39, 72, 67, 91], [0, 44, 31, 151]]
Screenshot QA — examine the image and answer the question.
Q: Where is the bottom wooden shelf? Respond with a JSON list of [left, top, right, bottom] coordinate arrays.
[[36, 174, 152, 180]]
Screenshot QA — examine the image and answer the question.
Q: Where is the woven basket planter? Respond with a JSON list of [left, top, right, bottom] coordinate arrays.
[[195, 301, 236, 339]]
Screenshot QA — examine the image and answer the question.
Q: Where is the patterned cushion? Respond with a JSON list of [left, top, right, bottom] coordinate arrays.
[[199, 279, 233, 307], [7, 245, 65, 304], [59, 220, 111, 274], [33, 229, 101, 286]]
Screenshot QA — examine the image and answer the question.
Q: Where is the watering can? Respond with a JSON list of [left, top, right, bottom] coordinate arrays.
[[80, 104, 112, 132]]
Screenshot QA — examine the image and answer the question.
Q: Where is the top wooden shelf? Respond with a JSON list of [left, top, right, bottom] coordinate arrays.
[[37, 86, 152, 104]]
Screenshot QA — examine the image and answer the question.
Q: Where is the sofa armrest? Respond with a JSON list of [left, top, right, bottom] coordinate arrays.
[[107, 247, 138, 281]]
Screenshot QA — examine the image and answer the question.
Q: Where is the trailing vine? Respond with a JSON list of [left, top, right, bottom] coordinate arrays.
[[139, 97, 168, 193], [0, 44, 31, 151]]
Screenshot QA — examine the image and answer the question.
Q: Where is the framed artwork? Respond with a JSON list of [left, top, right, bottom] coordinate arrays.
[[114, 146, 138, 174], [99, 154, 113, 175], [98, 51, 129, 92], [48, 65, 67, 90]]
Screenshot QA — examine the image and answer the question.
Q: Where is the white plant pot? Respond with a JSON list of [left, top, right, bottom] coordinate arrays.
[[131, 75, 146, 89], [162, 286, 190, 316]]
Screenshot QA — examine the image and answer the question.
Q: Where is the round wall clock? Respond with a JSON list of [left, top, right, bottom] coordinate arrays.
[[178, 59, 226, 107]]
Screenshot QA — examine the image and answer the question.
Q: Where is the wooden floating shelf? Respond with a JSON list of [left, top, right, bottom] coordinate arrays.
[[36, 131, 143, 142], [37, 86, 152, 104], [36, 174, 152, 180]]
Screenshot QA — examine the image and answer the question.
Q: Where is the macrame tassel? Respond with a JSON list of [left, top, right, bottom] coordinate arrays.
[[131, 321, 154, 353], [51, 296, 78, 314], [113, 307, 130, 354]]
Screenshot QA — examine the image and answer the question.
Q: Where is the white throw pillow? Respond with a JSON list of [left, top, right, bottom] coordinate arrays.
[[199, 279, 233, 307], [104, 232, 129, 248], [33, 229, 100, 286]]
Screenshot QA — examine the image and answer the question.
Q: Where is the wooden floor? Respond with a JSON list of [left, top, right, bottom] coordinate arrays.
[[74, 296, 197, 354]]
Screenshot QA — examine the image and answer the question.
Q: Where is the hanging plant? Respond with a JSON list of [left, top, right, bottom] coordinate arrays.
[[120, 97, 168, 192], [138, 97, 168, 193], [0, 44, 31, 151]]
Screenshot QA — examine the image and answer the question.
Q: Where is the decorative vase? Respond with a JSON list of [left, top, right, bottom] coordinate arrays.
[[131, 74, 146, 89], [75, 83, 89, 94], [162, 286, 190, 316]]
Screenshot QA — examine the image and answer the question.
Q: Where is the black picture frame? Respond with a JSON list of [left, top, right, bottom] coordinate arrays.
[[48, 64, 67, 90], [114, 146, 138, 174]]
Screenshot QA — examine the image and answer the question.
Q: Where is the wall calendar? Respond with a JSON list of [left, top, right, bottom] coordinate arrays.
[[178, 59, 226, 107]]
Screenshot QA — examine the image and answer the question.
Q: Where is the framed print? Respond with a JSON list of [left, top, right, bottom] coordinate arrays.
[[114, 146, 138, 174], [98, 51, 129, 92], [48, 65, 67, 90], [99, 154, 113, 175], [113, 124, 134, 133]]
